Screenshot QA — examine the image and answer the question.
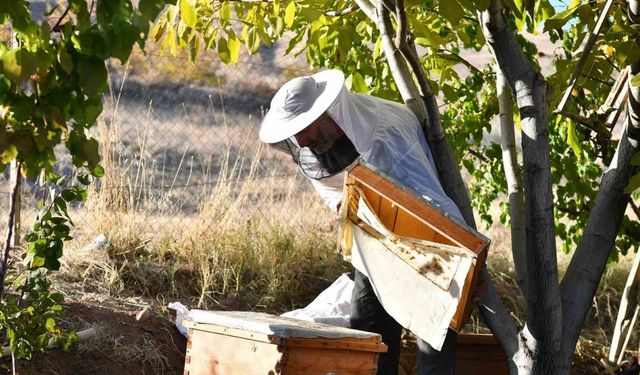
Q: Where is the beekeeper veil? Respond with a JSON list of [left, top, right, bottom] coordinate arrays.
[[259, 70, 380, 180]]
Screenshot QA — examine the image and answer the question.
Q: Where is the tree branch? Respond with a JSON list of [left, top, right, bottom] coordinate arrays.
[[51, 5, 71, 32], [557, 110, 612, 140], [324, 5, 359, 17], [480, 1, 562, 372], [353, 0, 378, 23], [477, 267, 521, 371], [0, 162, 22, 300], [497, 66, 528, 300], [436, 48, 487, 79], [392, 3, 477, 228], [374, 0, 427, 122]]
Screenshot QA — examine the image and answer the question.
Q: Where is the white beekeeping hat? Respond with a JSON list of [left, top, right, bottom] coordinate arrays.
[[259, 69, 345, 144]]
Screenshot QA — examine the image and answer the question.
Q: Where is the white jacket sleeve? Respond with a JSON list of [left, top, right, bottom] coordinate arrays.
[[308, 172, 345, 212]]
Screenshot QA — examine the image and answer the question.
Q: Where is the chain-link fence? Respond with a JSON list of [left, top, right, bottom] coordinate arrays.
[[0, 33, 330, 249]]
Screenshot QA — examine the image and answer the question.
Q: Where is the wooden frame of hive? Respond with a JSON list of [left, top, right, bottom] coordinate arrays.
[[343, 162, 490, 331]]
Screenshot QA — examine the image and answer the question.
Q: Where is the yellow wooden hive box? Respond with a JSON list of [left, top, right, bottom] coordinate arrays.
[[340, 162, 490, 332], [183, 311, 387, 375]]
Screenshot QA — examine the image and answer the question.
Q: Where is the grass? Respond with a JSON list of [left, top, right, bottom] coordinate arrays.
[[56, 111, 346, 314]]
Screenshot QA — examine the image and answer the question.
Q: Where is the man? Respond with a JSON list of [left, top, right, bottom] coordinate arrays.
[[259, 69, 462, 375]]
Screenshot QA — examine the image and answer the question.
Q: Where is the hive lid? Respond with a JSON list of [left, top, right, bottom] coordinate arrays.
[[187, 310, 380, 340]]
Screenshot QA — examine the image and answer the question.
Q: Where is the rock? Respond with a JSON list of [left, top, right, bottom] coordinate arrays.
[[136, 307, 151, 322], [84, 234, 110, 252]]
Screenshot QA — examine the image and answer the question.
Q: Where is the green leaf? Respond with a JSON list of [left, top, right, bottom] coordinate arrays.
[[625, 173, 640, 194], [92, 164, 105, 178], [631, 73, 640, 87], [61, 190, 77, 202], [0, 145, 18, 164], [227, 32, 242, 64], [284, 1, 296, 28], [180, 0, 197, 28], [76, 57, 108, 97], [106, 21, 140, 63], [246, 28, 262, 55], [1, 48, 38, 84], [285, 26, 306, 55], [220, 2, 231, 27], [373, 35, 382, 60], [566, 120, 582, 160], [45, 318, 56, 333], [217, 37, 230, 64], [189, 34, 201, 61], [150, 20, 167, 42], [439, 0, 463, 26], [615, 41, 640, 68], [543, 3, 579, 32], [57, 47, 73, 75], [82, 138, 101, 169], [347, 72, 368, 93]]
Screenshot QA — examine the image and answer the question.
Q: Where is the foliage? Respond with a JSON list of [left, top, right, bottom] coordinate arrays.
[[0, 0, 171, 360]]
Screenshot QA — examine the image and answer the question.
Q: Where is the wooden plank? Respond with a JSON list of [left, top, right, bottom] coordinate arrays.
[[392, 207, 437, 241], [283, 347, 378, 375], [450, 249, 487, 331], [360, 184, 381, 213], [348, 165, 488, 256], [378, 198, 398, 231], [184, 321, 279, 344], [184, 329, 285, 375], [282, 337, 387, 353]]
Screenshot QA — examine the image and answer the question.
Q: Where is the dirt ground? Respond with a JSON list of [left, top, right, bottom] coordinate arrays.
[[2, 300, 618, 375], [6, 302, 187, 375]]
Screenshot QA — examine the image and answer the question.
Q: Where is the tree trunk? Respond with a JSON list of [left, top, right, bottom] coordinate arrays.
[[479, 2, 562, 373]]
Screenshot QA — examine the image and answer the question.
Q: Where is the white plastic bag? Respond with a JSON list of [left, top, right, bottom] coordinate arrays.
[[168, 302, 191, 338], [281, 273, 354, 327]]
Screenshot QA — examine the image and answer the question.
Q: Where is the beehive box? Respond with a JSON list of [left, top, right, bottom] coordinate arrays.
[[456, 334, 508, 375], [342, 163, 490, 331], [183, 311, 387, 375]]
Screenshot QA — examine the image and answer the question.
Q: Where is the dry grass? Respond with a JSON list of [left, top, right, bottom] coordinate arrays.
[[55, 113, 346, 314]]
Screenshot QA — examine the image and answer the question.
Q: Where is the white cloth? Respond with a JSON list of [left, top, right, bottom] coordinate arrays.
[[348, 197, 473, 351], [281, 273, 354, 327]]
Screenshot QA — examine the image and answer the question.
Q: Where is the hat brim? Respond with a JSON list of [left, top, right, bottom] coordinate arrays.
[[259, 70, 345, 144]]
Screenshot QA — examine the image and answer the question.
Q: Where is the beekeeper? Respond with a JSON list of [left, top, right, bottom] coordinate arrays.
[[259, 69, 463, 375]]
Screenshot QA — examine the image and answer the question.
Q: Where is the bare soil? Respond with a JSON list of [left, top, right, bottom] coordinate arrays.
[[5, 302, 186, 375]]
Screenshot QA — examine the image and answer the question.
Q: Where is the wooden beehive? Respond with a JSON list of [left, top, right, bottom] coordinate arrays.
[[183, 311, 387, 375], [342, 163, 490, 331], [456, 334, 508, 375]]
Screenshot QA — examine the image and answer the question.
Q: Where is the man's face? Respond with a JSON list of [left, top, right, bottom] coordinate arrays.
[[294, 112, 343, 153]]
